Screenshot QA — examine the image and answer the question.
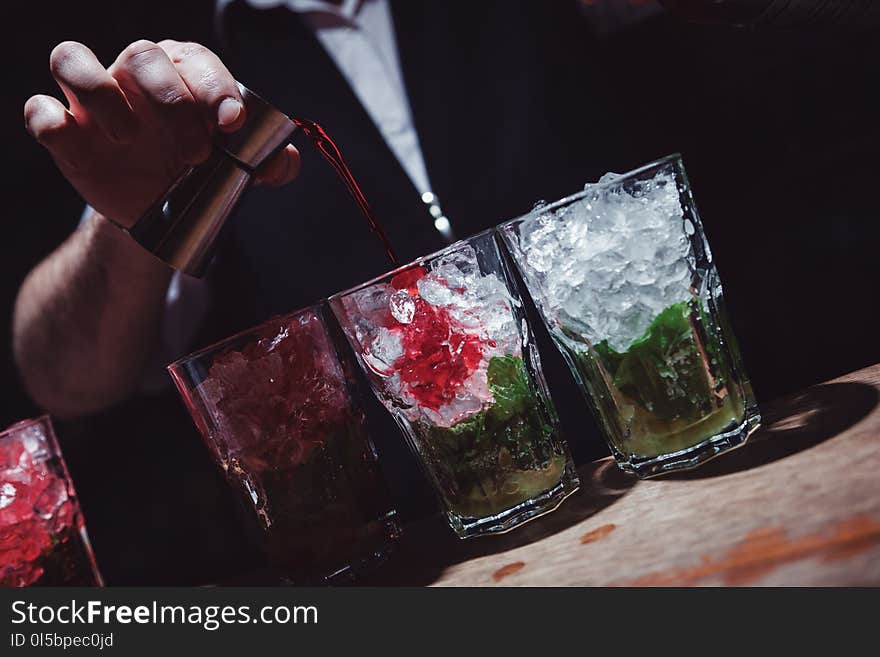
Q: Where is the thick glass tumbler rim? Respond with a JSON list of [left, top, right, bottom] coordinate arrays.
[[1, 414, 52, 441], [0, 415, 76, 490], [499, 152, 685, 233], [329, 228, 498, 304], [167, 301, 328, 372]]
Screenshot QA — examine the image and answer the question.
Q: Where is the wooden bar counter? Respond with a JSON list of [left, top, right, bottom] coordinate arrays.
[[367, 363, 880, 586]]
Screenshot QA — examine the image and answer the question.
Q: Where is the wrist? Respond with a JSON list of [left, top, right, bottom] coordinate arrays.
[[84, 209, 173, 284], [81, 210, 174, 305]]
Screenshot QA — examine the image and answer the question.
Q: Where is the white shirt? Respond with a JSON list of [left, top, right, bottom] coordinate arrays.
[[223, 0, 438, 206]]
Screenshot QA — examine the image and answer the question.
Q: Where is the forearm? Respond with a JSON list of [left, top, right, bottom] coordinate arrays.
[[13, 211, 172, 418]]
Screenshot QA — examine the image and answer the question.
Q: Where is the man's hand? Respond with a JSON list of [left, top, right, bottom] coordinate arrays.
[[14, 40, 300, 418], [23, 40, 300, 227]]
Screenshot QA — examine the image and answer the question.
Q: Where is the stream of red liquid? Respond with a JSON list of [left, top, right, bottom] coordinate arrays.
[[292, 117, 400, 267]]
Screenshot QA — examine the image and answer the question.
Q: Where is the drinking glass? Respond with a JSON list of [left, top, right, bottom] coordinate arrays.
[[329, 230, 579, 538], [1, 416, 102, 586], [169, 304, 400, 583], [500, 154, 760, 477]]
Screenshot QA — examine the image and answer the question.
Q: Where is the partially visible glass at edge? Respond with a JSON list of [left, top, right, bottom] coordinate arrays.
[[499, 154, 761, 477], [0, 416, 103, 587]]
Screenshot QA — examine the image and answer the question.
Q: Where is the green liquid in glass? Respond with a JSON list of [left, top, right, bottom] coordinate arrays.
[[422, 355, 565, 519], [576, 300, 744, 459]]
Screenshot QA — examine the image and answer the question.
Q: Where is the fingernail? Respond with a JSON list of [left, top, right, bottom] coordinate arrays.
[[217, 98, 243, 128]]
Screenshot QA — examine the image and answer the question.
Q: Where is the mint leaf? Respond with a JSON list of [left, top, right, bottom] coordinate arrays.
[[486, 354, 532, 422], [428, 412, 486, 457], [486, 355, 554, 468], [424, 355, 556, 493], [592, 301, 711, 420]]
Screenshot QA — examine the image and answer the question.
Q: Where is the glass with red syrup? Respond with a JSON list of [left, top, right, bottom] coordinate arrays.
[[168, 304, 400, 583], [330, 230, 579, 538], [0, 416, 102, 587]]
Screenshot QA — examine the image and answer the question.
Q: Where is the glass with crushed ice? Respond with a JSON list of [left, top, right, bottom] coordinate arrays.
[[500, 154, 760, 477], [168, 304, 400, 583], [1, 416, 102, 586], [330, 230, 579, 539]]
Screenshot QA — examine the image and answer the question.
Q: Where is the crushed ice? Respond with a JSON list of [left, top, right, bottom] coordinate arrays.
[[340, 246, 523, 427], [514, 166, 692, 352]]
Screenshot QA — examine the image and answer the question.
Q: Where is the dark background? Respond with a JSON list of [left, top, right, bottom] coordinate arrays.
[[1, 1, 879, 584]]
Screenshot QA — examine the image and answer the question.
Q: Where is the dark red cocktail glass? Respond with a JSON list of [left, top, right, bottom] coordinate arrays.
[[168, 304, 400, 583]]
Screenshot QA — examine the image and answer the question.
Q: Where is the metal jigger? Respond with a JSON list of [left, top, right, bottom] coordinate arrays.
[[127, 83, 297, 277]]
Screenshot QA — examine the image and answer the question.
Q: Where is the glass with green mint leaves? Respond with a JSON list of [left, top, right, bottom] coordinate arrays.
[[330, 230, 579, 539], [500, 154, 760, 478]]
